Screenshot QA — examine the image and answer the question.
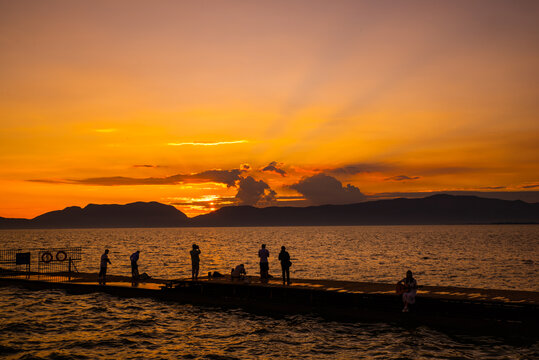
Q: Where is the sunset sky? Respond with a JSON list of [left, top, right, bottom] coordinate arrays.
[[1, 0, 538, 218]]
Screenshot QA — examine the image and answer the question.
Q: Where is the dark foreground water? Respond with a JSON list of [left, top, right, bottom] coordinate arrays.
[[1, 225, 538, 359], [0, 287, 537, 360]]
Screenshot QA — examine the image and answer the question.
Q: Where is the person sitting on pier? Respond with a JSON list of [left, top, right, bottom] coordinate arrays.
[[190, 244, 201, 281], [278, 246, 292, 285], [130, 250, 140, 286], [98, 249, 111, 285], [397, 270, 418, 312], [231, 264, 246, 280], [258, 244, 270, 282]]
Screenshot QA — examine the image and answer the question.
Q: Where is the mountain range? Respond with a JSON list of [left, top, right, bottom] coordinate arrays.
[[0, 195, 538, 229]]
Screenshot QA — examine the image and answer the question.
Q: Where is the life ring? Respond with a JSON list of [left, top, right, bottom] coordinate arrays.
[[56, 251, 67, 262], [41, 252, 53, 263]]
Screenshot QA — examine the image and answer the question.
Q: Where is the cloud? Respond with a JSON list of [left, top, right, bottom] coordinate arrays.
[[520, 184, 539, 189], [195, 169, 245, 187], [167, 140, 248, 146], [326, 163, 477, 177], [29, 168, 245, 187], [133, 164, 161, 168], [235, 176, 277, 206], [240, 163, 251, 171], [385, 175, 420, 181], [261, 161, 286, 176], [289, 173, 366, 205], [95, 128, 117, 133], [327, 163, 390, 175]]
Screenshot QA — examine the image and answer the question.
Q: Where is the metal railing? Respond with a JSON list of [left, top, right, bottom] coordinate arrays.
[[0, 247, 82, 282]]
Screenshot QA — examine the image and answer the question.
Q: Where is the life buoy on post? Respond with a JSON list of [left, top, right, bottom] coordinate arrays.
[[41, 252, 53, 263], [56, 251, 67, 262]]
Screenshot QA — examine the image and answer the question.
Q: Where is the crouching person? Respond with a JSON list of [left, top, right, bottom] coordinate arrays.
[[231, 264, 246, 280], [397, 270, 418, 312]]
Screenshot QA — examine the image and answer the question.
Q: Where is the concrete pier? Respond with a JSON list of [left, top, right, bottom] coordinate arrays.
[[1, 273, 537, 338]]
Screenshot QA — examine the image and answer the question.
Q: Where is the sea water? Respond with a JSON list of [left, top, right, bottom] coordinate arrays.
[[0, 225, 538, 359]]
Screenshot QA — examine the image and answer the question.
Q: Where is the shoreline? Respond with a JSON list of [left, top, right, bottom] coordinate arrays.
[[2, 223, 539, 230]]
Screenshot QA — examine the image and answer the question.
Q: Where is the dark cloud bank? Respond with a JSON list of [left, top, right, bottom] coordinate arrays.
[[385, 175, 420, 181], [235, 176, 277, 206], [29, 169, 244, 187], [327, 163, 390, 175], [28, 165, 539, 208], [261, 161, 286, 177], [289, 173, 366, 205], [30, 167, 280, 207]]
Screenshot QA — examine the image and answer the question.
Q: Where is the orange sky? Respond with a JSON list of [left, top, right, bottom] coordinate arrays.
[[1, 0, 538, 218]]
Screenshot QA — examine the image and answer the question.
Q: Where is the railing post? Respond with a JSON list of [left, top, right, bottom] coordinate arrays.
[[68, 257, 72, 281]]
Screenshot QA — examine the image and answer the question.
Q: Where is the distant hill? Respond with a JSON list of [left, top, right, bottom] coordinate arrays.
[[0, 195, 537, 229], [190, 195, 539, 226], [0, 217, 32, 228], [0, 202, 189, 229]]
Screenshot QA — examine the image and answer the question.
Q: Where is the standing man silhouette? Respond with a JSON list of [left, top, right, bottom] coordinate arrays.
[[278, 246, 291, 285], [258, 244, 270, 282], [98, 249, 111, 285], [190, 244, 201, 280]]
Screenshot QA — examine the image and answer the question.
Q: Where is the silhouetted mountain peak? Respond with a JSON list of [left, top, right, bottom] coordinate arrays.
[[191, 195, 539, 226], [29, 201, 188, 228], [0, 195, 537, 229], [65, 205, 83, 211]]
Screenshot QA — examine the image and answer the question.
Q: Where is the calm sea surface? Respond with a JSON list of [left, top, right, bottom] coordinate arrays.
[[1, 225, 538, 359]]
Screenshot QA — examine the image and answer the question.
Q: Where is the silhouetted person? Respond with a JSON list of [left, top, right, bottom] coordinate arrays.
[[190, 244, 201, 280], [130, 250, 140, 286], [278, 246, 291, 285], [397, 270, 418, 312], [258, 244, 269, 282], [98, 249, 111, 285], [231, 264, 246, 280]]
